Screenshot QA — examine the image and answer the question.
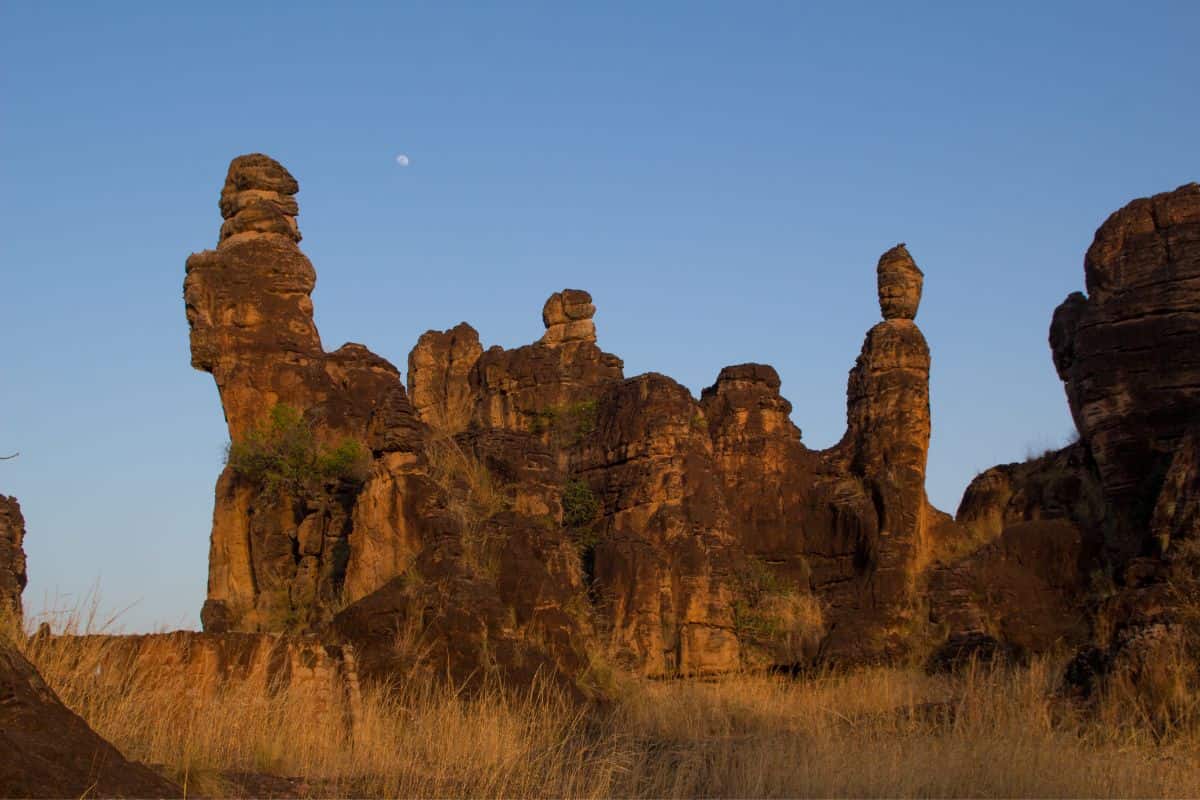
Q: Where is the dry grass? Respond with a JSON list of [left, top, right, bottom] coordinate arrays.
[[8, 595, 1200, 797], [424, 435, 512, 577]]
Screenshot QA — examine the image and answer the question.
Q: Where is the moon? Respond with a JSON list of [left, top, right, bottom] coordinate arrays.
[[395, 154, 410, 167]]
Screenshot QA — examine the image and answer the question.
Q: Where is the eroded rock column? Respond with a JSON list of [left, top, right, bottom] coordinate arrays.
[[837, 244, 932, 651], [185, 154, 412, 633]]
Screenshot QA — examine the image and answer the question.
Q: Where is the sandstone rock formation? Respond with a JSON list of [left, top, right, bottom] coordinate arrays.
[[185, 154, 956, 683], [186, 154, 413, 633], [408, 322, 483, 434], [0, 495, 26, 620], [0, 639, 181, 798], [1051, 183, 1200, 534], [876, 243, 924, 320], [929, 183, 1200, 684], [697, 244, 939, 664], [541, 289, 597, 346]]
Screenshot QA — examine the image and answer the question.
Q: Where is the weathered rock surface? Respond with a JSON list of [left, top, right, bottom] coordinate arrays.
[[0, 495, 26, 619], [37, 631, 364, 737], [1051, 183, 1200, 526], [578, 373, 740, 676], [876, 243, 924, 320], [932, 184, 1200, 696], [928, 519, 1090, 659], [408, 322, 483, 434], [541, 289, 598, 346], [0, 639, 181, 798], [186, 154, 415, 633], [184, 155, 967, 684], [954, 443, 1104, 547]]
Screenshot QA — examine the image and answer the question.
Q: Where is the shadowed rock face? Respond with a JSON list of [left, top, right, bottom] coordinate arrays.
[[0, 495, 26, 619], [0, 640, 181, 798], [1052, 183, 1200, 525], [931, 183, 1200, 677], [185, 154, 949, 681]]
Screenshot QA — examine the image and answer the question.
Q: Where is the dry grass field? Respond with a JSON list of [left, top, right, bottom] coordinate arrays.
[[7, 599, 1200, 799]]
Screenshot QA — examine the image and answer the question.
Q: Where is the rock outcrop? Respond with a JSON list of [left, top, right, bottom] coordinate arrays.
[[876, 243, 924, 320], [0, 639, 181, 798], [1051, 183, 1200, 532], [697, 244, 939, 665], [34, 631, 364, 737], [186, 154, 415, 633], [183, 154, 965, 683], [0, 495, 26, 620], [930, 183, 1200, 688], [185, 155, 1200, 695], [408, 323, 483, 434], [540, 289, 597, 346]]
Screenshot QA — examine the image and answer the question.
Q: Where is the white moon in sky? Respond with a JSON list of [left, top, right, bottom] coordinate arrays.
[[395, 154, 410, 167]]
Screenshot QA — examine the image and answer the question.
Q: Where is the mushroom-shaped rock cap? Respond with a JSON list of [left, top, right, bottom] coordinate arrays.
[[541, 289, 597, 346], [218, 154, 302, 244], [877, 244, 924, 320]]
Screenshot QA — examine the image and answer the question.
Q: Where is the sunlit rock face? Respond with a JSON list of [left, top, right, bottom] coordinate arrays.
[[876, 243, 924, 321], [185, 154, 420, 634], [185, 154, 962, 684]]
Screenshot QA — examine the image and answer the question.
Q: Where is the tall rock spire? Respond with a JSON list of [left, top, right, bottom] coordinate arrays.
[[839, 245, 933, 643], [184, 154, 409, 633]]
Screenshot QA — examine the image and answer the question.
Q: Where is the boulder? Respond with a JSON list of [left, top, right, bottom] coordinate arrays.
[[0, 639, 181, 798], [876, 243, 924, 320]]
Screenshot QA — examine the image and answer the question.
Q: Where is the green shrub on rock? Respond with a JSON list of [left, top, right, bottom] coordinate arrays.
[[225, 404, 370, 497]]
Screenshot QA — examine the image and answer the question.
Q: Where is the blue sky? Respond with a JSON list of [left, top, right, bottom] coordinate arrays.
[[1, 1, 1196, 631]]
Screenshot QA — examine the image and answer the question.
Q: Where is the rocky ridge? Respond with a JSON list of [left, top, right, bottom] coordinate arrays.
[[184, 155, 1200, 696], [184, 154, 949, 682]]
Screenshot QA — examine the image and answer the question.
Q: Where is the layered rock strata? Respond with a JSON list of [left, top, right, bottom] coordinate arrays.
[[186, 155, 416, 633], [932, 183, 1200, 680], [1051, 183, 1200, 528]]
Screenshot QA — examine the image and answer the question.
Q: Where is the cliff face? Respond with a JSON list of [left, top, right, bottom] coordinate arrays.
[[183, 157, 1200, 689], [185, 155, 947, 681], [931, 183, 1200, 681], [185, 155, 409, 634], [1052, 184, 1200, 541]]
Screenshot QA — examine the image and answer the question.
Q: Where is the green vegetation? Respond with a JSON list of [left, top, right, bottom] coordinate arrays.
[[528, 399, 599, 445], [562, 479, 601, 549], [225, 404, 370, 497]]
